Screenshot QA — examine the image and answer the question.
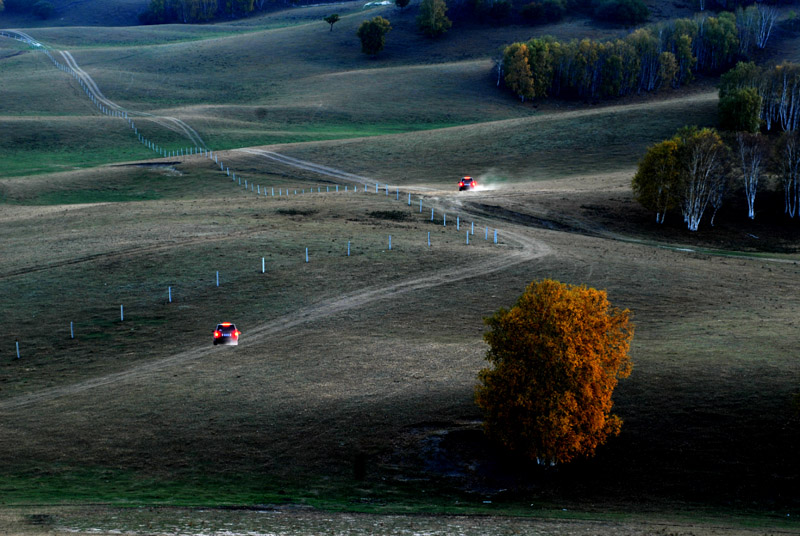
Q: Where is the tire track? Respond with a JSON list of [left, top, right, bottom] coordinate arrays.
[[0, 215, 549, 412], [58, 50, 207, 149], [237, 148, 375, 187], [0, 30, 207, 150]]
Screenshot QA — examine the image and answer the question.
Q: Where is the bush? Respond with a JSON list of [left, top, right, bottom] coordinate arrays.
[[32, 0, 53, 19], [592, 0, 648, 25], [357, 16, 392, 55], [520, 0, 566, 24], [719, 87, 762, 133]]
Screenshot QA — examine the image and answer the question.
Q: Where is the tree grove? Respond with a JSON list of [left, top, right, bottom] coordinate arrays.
[[476, 279, 634, 465], [498, 11, 775, 102]]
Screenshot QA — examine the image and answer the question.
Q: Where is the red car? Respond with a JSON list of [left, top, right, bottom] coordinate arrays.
[[459, 176, 476, 191], [213, 322, 241, 346]]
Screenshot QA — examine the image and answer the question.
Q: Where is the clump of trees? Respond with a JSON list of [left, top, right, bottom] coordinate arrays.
[[634, 122, 800, 230], [499, 9, 780, 102], [32, 0, 53, 18], [519, 0, 566, 25], [417, 0, 452, 37], [719, 61, 800, 133], [357, 16, 392, 56], [476, 279, 634, 465], [139, 0, 253, 24], [592, 0, 648, 25]]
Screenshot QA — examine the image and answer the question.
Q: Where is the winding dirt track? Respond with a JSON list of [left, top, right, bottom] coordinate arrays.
[[0, 29, 553, 414], [57, 50, 208, 149], [0, 30, 207, 149], [0, 218, 548, 411]]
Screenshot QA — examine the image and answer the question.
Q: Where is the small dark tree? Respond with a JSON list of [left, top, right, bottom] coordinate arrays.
[[357, 16, 392, 56], [632, 139, 682, 224], [417, 0, 452, 37], [718, 87, 762, 133], [593, 0, 648, 25], [324, 13, 340, 31], [396, 0, 410, 9], [32, 0, 54, 19], [476, 280, 634, 465], [520, 0, 566, 24]]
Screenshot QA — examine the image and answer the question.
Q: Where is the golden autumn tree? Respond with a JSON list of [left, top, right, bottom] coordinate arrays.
[[476, 279, 634, 464]]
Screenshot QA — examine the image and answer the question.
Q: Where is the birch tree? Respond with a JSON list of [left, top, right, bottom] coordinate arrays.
[[678, 127, 729, 232], [736, 132, 767, 220], [755, 3, 779, 50], [779, 131, 800, 219]]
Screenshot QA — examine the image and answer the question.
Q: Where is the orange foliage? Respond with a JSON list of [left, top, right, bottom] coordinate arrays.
[[475, 279, 634, 464]]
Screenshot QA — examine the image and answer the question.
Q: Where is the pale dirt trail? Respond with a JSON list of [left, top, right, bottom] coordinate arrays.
[[0, 223, 548, 412], [58, 50, 208, 149], [0, 30, 207, 149]]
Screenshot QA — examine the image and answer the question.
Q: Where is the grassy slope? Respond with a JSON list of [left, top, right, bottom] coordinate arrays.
[[1, 1, 799, 530], [1, 4, 639, 177]]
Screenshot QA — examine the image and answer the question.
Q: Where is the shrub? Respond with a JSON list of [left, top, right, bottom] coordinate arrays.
[[32, 0, 53, 19], [592, 0, 648, 25], [520, 0, 566, 24]]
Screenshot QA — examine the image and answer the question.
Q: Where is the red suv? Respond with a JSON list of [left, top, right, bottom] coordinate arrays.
[[213, 322, 241, 346], [459, 176, 476, 191]]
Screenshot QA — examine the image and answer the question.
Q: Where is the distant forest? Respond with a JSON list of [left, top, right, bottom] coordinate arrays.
[[500, 2, 800, 102], [134, 0, 800, 26]]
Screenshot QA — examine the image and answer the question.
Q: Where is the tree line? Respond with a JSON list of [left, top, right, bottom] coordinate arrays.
[[139, 0, 255, 24], [501, 5, 779, 102]]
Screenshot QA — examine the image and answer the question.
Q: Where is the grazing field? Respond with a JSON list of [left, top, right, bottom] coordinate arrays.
[[1, 0, 800, 534]]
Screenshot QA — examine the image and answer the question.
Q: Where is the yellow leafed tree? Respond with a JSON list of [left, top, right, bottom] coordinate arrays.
[[476, 279, 634, 464]]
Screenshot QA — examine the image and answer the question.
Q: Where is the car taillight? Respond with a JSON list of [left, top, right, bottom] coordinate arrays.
[[234, 330, 241, 337], [459, 182, 464, 187], [213, 331, 221, 338]]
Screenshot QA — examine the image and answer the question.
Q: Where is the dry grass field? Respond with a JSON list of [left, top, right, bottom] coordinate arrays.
[[1, 1, 800, 534]]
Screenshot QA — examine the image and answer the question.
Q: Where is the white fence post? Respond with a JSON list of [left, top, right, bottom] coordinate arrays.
[[120, 304, 124, 322], [216, 271, 220, 287], [457, 216, 460, 230], [70, 321, 74, 339], [348, 241, 351, 256], [15, 340, 20, 359], [428, 231, 430, 246], [431, 208, 434, 221], [305, 248, 309, 263], [444, 214, 446, 226], [168, 286, 172, 303], [494, 230, 498, 244], [389, 235, 392, 250], [466, 231, 469, 245]]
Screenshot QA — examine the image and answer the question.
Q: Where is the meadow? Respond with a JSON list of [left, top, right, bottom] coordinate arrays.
[[0, 1, 799, 534]]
